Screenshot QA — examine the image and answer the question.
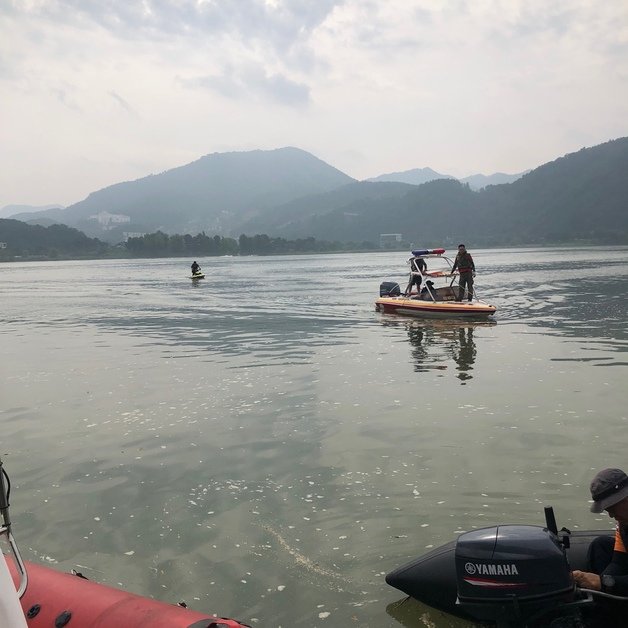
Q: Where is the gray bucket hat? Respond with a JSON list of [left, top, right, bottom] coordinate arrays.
[[590, 468, 628, 513]]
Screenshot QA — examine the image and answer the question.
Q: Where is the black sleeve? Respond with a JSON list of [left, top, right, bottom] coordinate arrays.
[[603, 551, 628, 594]]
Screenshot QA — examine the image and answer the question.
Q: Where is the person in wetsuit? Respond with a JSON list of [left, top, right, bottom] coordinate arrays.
[[451, 244, 475, 301], [191, 261, 201, 275]]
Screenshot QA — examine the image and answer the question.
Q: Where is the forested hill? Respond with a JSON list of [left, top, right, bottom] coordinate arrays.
[[257, 137, 628, 246], [12, 147, 355, 242], [0, 219, 109, 260]]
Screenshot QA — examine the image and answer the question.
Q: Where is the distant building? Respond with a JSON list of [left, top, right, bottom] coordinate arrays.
[[379, 233, 402, 248], [89, 211, 131, 229], [122, 232, 146, 241], [0, 242, 7, 249]]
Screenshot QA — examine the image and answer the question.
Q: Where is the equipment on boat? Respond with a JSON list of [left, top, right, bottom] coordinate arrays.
[[386, 506, 626, 627], [375, 248, 496, 319], [411, 248, 445, 256], [0, 457, 250, 628], [380, 281, 402, 297], [191, 272, 205, 280]]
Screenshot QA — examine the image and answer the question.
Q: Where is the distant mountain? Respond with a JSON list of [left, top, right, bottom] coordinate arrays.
[[0, 203, 63, 218], [367, 167, 453, 186], [252, 138, 628, 246], [367, 167, 526, 190], [460, 171, 528, 189], [14, 147, 355, 242]]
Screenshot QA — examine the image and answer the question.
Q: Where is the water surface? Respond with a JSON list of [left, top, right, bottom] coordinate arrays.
[[1, 247, 627, 627]]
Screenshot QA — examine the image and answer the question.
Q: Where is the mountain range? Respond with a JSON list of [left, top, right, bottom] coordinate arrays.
[[4, 138, 628, 246], [366, 167, 527, 189], [0, 203, 63, 218]]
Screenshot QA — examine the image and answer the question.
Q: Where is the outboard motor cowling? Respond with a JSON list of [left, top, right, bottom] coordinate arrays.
[[380, 281, 401, 297], [455, 525, 575, 625]]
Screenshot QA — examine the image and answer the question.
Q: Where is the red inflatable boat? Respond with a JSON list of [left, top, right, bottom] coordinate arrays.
[[6, 558, 250, 628]]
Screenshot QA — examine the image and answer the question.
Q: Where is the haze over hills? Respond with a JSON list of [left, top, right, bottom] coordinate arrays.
[[460, 171, 529, 189], [366, 167, 527, 189], [0, 203, 63, 218], [5, 137, 628, 248], [367, 167, 455, 186]]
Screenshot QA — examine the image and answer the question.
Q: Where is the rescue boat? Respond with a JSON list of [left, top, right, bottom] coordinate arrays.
[[0, 458, 249, 628], [375, 248, 496, 319]]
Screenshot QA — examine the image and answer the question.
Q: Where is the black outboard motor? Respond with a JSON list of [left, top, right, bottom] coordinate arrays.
[[380, 281, 401, 297], [455, 525, 575, 627]]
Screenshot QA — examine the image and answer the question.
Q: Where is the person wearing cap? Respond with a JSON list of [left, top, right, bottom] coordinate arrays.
[[450, 244, 476, 302], [572, 468, 628, 594]]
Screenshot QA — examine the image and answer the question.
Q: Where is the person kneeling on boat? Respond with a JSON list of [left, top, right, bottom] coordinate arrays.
[[572, 468, 628, 595], [420, 280, 437, 300], [191, 261, 201, 275], [451, 244, 475, 301], [404, 256, 427, 296]]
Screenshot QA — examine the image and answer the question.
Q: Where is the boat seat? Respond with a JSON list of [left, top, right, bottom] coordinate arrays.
[[434, 287, 459, 301]]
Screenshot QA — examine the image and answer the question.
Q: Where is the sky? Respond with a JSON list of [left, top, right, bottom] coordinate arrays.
[[1, 0, 627, 208]]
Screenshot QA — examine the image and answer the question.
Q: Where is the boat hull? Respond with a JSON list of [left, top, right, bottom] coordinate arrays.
[[375, 296, 496, 319], [8, 558, 249, 628]]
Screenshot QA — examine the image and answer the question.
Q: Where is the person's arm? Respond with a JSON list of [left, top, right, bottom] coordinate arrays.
[[602, 562, 628, 595], [451, 256, 458, 272], [572, 570, 600, 590], [601, 530, 628, 594], [469, 254, 475, 272], [574, 527, 628, 594]]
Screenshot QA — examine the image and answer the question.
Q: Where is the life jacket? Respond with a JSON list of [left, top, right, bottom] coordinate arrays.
[[456, 253, 474, 273]]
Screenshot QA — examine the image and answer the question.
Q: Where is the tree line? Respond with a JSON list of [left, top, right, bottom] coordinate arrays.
[[0, 219, 382, 262], [125, 231, 377, 257]]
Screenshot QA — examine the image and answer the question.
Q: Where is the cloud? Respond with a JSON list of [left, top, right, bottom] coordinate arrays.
[[1, 0, 627, 205], [190, 62, 310, 106], [9, 0, 344, 56], [109, 91, 139, 117]]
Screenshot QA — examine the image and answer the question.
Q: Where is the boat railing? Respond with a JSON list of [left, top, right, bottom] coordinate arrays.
[[0, 458, 28, 599]]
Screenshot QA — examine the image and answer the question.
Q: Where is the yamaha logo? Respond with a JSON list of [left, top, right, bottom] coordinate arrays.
[[464, 562, 520, 576]]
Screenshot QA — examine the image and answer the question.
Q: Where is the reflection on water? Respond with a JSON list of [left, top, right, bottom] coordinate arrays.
[[381, 319, 496, 384]]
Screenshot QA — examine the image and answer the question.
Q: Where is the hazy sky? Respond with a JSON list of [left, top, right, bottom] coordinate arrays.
[[2, 0, 627, 207]]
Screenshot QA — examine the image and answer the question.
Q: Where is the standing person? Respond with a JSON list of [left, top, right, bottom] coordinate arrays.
[[404, 255, 427, 296], [191, 261, 201, 275], [451, 244, 475, 301]]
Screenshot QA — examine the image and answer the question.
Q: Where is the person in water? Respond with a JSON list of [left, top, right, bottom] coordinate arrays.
[[191, 261, 201, 275], [451, 244, 475, 301], [572, 468, 628, 595], [404, 256, 427, 296]]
